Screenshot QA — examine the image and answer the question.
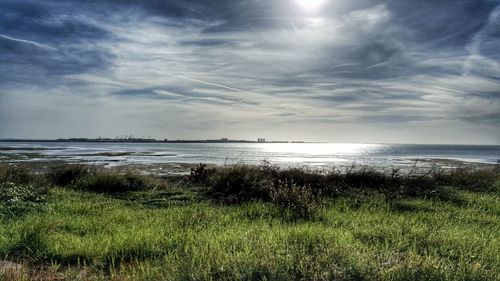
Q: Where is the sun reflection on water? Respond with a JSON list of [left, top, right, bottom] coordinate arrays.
[[258, 143, 383, 156]]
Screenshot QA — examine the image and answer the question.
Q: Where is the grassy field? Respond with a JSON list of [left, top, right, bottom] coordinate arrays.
[[0, 163, 499, 281]]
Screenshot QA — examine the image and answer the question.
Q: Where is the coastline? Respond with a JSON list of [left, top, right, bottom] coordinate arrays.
[[1, 142, 498, 176]]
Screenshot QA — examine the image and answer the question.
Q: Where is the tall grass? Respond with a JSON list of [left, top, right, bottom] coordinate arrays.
[[0, 187, 498, 280], [72, 173, 154, 193], [46, 164, 92, 187], [190, 163, 500, 202], [0, 163, 41, 185], [0, 163, 499, 280]]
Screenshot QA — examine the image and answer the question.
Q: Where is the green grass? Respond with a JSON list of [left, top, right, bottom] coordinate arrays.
[[1, 188, 499, 280], [1, 164, 499, 280]]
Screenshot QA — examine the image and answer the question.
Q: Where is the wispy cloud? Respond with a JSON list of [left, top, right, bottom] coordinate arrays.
[[167, 73, 263, 98], [0, 0, 499, 143], [0, 34, 57, 51]]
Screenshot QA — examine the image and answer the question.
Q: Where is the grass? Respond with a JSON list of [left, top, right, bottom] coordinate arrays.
[[0, 163, 499, 280]]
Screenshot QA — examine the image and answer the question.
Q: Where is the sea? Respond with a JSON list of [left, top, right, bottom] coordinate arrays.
[[1, 142, 499, 173]]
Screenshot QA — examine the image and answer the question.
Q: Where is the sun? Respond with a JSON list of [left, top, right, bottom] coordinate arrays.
[[295, 0, 328, 11]]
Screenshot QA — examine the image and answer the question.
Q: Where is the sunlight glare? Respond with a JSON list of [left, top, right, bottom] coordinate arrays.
[[295, 0, 328, 11]]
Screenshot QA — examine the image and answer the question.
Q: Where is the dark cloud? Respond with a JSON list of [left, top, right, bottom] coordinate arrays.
[[85, 0, 216, 19], [0, 1, 110, 40], [461, 113, 500, 125], [0, 0, 114, 86], [311, 42, 414, 80], [112, 88, 160, 99], [387, 0, 497, 46], [0, 35, 113, 85], [178, 39, 238, 47], [358, 114, 435, 124]]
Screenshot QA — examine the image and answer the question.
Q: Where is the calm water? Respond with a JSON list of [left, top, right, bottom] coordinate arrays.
[[1, 142, 499, 170]]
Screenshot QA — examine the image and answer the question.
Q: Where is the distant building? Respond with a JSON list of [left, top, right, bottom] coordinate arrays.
[[258, 138, 266, 143]]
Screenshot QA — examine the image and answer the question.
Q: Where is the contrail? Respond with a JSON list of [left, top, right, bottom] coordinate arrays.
[[169, 73, 260, 96], [0, 34, 57, 51]]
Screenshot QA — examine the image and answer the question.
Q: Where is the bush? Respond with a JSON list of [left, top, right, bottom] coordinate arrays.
[[343, 167, 391, 190], [73, 173, 152, 193], [0, 163, 39, 184], [422, 186, 465, 204], [432, 166, 500, 192], [273, 167, 328, 195], [193, 164, 500, 203], [205, 165, 272, 203], [189, 164, 215, 184], [494, 180, 500, 193], [47, 164, 92, 186], [270, 180, 321, 221]]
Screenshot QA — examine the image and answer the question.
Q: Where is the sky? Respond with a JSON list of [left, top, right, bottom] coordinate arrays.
[[0, 0, 499, 144]]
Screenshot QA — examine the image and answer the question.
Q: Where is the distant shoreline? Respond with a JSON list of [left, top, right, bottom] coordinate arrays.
[[0, 138, 304, 144], [1, 139, 499, 146]]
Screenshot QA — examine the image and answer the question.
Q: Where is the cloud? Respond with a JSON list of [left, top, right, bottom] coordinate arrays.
[[0, 34, 57, 50], [0, 0, 499, 144], [0, 0, 113, 86]]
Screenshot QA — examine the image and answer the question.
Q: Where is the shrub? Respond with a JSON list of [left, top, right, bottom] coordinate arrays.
[[189, 164, 215, 184], [273, 167, 327, 194], [432, 166, 500, 192], [73, 173, 152, 193], [47, 164, 93, 186], [343, 167, 391, 190], [270, 180, 321, 221], [187, 163, 500, 202], [0, 163, 38, 184], [422, 186, 465, 204], [494, 179, 500, 193], [205, 165, 272, 203]]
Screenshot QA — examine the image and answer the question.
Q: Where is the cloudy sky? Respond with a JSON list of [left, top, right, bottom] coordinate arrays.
[[0, 0, 499, 144]]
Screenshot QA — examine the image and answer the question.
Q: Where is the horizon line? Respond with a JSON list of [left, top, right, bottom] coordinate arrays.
[[0, 138, 499, 146]]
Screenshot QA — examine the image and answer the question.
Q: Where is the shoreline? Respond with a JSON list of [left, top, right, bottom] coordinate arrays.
[[0, 158, 497, 178], [2, 139, 500, 146], [1, 142, 498, 176]]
